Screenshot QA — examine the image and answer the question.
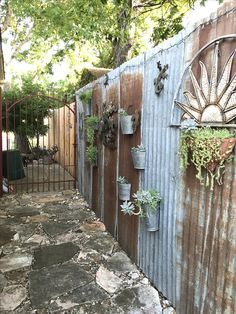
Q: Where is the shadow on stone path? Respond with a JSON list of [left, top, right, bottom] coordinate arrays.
[[0, 190, 174, 313]]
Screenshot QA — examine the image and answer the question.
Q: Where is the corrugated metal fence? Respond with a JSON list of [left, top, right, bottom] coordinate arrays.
[[76, 2, 236, 313]]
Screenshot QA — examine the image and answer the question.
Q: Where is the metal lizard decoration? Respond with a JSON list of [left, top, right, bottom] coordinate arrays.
[[154, 61, 169, 95]]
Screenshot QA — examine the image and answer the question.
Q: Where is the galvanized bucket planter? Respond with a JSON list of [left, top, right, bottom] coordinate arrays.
[[131, 150, 146, 169], [120, 115, 134, 134], [118, 183, 131, 201], [144, 204, 160, 232]]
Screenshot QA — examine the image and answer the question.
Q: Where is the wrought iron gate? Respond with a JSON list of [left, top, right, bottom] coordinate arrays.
[[0, 92, 77, 195]]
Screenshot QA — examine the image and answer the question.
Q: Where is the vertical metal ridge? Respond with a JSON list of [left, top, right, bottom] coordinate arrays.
[[139, 35, 185, 304]]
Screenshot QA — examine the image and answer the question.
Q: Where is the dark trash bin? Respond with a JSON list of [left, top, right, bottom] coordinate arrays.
[[2, 150, 25, 180]]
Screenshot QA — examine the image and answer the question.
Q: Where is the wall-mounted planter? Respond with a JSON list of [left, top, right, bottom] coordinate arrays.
[[145, 205, 160, 232], [120, 115, 134, 134], [118, 183, 131, 201], [131, 150, 146, 169]]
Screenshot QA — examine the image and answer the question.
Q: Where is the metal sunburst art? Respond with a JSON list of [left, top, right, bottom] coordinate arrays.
[[175, 43, 236, 124]]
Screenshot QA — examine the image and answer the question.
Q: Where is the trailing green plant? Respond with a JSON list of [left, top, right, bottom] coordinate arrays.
[[131, 144, 145, 152], [79, 90, 92, 105], [85, 115, 99, 166], [120, 189, 161, 217], [85, 115, 99, 144], [180, 127, 235, 190], [86, 146, 98, 166]]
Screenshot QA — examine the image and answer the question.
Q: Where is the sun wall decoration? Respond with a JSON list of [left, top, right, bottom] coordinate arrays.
[[175, 39, 236, 190], [175, 42, 236, 124]]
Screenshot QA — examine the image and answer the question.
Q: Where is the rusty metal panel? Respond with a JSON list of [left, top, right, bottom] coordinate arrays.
[[178, 154, 236, 314], [91, 85, 103, 217], [176, 3, 236, 313], [118, 54, 144, 261], [103, 72, 119, 237]]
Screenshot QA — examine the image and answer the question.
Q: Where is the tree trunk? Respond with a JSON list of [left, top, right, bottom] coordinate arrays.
[[15, 134, 31, 154], [113, 2, 135, 67]]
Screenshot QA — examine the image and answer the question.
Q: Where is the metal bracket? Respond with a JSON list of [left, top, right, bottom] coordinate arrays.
[[132, 110, 140, 133]]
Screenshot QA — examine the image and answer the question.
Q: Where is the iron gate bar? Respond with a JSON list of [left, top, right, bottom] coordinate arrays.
[[2, 92, 77, 195], [0, 85, 2, 197]]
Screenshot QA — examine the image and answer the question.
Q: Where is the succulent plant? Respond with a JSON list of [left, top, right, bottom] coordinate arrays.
[[117, 176, 129, 184], [120, 201, 135, 215]]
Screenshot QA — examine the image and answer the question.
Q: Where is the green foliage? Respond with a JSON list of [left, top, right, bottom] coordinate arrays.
[[2, 74, 56, 138], [1, 0, 225, 89], [86, 146, 98, 166], [85, 115, 99, 144], [85, 115, 99, 166], [80, 90, 92, 105], [152, 7, 184, 45], [180, 128, 235, 190]]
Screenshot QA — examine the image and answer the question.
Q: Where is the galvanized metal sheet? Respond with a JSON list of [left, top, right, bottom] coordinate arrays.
[[139, 33, 185, 304]]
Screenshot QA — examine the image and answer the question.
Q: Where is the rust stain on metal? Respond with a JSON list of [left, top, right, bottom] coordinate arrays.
[[92, 86, 103, 217], [118, 72, 143, 261], [103, 84, 119, 236], [178, 6, 236, 313]]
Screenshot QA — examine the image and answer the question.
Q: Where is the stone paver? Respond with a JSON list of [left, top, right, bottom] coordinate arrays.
[[0, 273, 7, 292], [0, 252, 33, 273], [8, 207, 40, 217], [0, 190, 171, 313], [0, 226, 16, 246], [0, 285, 27, 311], [42, 221, 77, 237], [29, 262, 93, 307], [32, 242, 79, 269]]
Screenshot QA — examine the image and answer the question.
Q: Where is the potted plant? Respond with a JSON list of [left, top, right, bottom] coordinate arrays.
[[180, 127, 236, 190], [120, 189, 161, 232], [117, 176, 131, 201], [85, 115, 99, 167], [119, 108, 134, 135], [80, 90, 92, 116], [131, 144, 146, 169]]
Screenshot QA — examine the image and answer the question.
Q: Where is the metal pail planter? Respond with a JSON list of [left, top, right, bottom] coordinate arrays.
[[131, 151, 146, 169], [120, 116, 134, 134], [144, 204, 160, 232], [118, 183, 131, 201]]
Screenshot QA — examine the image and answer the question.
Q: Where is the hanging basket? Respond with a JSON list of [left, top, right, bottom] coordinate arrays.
[[206, 137, 236, 172], [131, 151, 146, 169], [120, 115, 134, 134], [118, 183, 131, 201], [144, 204, 160, 232]]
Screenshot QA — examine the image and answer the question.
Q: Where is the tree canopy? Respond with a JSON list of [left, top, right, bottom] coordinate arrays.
[[1, 0, 224, 90], [2, 74, 55, 138]]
